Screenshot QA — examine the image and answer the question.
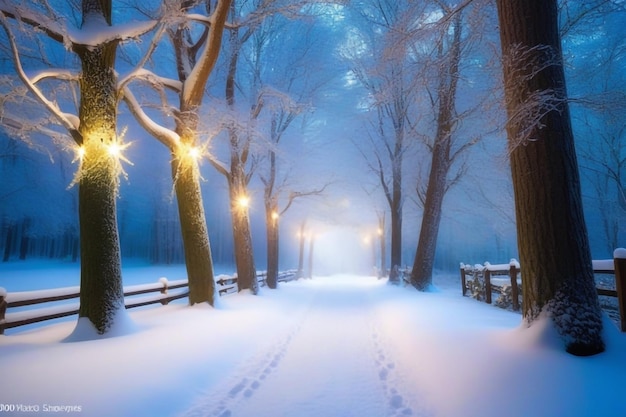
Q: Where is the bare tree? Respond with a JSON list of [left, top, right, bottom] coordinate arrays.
[[410, 5, 482, 290], [347, 0, 424, 284], [0, 0, 157, 333], [121, 0, 231, 305], [496, 0, 604, 355], [208, 0, 318, 292]]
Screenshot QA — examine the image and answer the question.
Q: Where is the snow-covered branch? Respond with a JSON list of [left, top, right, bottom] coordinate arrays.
[[120, 86, 180, 150], [0, 13, 81, 143], [0, 0, 158, 49], [206, 154, 230, 178], [118, 69, 183, 96], [182, 0, 231, 106], [0, 0, 67, 45]]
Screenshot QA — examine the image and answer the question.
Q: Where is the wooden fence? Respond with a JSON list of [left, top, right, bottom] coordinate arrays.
[[0, 269, 298, 335], [460, 250, 626, 332]]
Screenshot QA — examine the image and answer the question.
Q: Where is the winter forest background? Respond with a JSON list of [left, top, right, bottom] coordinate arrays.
[[1, 0, 625, 275]]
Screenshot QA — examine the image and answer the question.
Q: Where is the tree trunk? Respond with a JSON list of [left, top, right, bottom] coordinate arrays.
[[411, 15, 461, 291], [297, 221, 306, 278], [496, 0, 604, 355], [18, 217, 30, 260], [75, 8, 125, 333], [265, 203, 279, 289], [171, 145, 216, 305], [307, 234, 315, 279], [411, 148, 449, 290], [378, 213, 386, 278], [2, 222, 13, 262], [388, 202, 402, 283], [229, 171, 257, 293]]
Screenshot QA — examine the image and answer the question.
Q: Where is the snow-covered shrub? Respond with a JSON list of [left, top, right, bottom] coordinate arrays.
[[466, 266, 485, 301]]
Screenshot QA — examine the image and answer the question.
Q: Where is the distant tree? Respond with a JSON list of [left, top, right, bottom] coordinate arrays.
[[122, 0, 232, 305], [208, 0, 317, 292], [244, 16, 329, 289], [347, 0, 422, 284], [496, 0, 604, 355], [0, 0, 155, 333], [560, 3, 626, 256]]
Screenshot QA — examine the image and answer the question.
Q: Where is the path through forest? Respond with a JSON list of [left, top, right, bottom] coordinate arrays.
[[178, 276, 433, 417]]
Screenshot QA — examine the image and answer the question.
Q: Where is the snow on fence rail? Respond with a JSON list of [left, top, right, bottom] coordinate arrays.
[[459, 249, 626, 332], [0, 269, 298, 335]]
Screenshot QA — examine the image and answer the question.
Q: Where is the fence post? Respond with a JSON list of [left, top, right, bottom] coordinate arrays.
[[0, 289, 7, 335], [613, 248, 626, 332], [460, 264, 467, 296], [159, 278, 170, 305], [510, 262, 520, 311], [484, 264, 492, 304]]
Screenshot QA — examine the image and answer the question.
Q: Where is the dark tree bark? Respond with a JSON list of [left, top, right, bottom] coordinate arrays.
[[496, 0, 604, 355], [265, 199, 279, 289], [217, 2, 258, 293], [411, 13, 462, 291], [378, 212, 386, 277], [75, 1, 124, 333], [388, 169, 403, 284], [2, 222, 13, 262]]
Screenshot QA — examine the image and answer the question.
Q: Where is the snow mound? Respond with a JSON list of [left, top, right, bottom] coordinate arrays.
[[63, 308, 138, 342]]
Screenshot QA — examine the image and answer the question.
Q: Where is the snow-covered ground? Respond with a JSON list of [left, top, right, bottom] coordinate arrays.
[[1, 265, 626, 417]]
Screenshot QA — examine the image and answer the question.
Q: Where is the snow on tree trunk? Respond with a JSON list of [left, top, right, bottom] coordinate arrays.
[[496, 0, 604, 355], [75, 27, 124, 334]]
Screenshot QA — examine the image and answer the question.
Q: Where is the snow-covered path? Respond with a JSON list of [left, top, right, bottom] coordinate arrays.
[[179, 277, 426, 417], [2, 272, 626, 417]]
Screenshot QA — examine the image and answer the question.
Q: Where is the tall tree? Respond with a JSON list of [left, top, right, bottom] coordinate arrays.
[[122, 0, 232, 305], [249, 17, 328, 289], [0, 0, 155, 333], [410, 6, 481, 290], [347, 0, 421, 284], [496, 0, 604, 355]]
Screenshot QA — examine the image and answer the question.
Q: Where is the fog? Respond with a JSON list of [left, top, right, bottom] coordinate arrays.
[[1, 0, 624, 274]]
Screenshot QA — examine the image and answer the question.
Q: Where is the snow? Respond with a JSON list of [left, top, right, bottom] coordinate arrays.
[[1, 267, 625, 417], [614, 248, 626, 259]]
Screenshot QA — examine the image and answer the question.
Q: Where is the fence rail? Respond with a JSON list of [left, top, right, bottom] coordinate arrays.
[[0, 269, 298, 335], [459, 249, 626, 332]]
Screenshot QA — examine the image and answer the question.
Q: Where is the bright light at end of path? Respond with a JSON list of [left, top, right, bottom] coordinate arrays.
[[314, 229, 374, 275]]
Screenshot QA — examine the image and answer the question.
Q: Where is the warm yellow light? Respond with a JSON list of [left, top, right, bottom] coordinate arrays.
[[107, 142, 122, 157], [271, 211, 279, 220], [77, 146, 86, 159], [238, 195, 250, 208], [188, 146, 201, 160], [377, 228, 383, 236]]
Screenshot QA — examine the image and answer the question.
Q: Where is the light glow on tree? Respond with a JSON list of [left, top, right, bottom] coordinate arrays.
[[70, 127, 133, 190]]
